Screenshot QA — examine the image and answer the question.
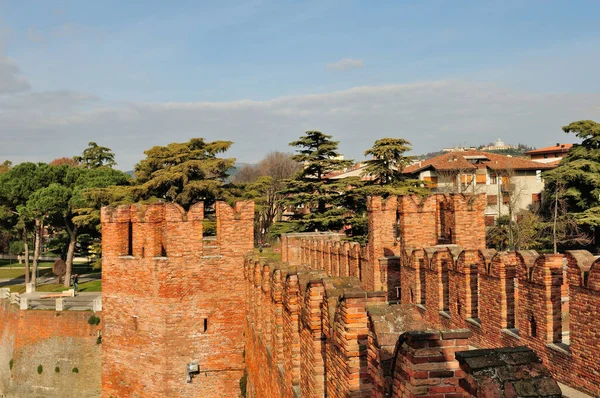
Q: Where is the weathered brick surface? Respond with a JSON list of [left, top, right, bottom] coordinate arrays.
[[400, 248, 600, 396], [391, 330, 471, 398], [0, 299, 101, 398], [456, 347, 562, 398], [272, 194, 599, 396], [101, 201, 253, 398]]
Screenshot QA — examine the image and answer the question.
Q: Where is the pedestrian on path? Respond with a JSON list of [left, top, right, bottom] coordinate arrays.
[[72, 274, 79, 295]]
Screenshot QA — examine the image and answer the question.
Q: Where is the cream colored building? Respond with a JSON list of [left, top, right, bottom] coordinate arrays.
[[404, 151, 555, 225]]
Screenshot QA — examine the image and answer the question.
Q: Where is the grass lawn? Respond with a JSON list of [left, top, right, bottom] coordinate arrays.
[[9, 280, 102, 294], [0, 266, 99, 280], [254, 247, 281, 262], [0, 260, 54, 268], [0, 267, 54, 279]]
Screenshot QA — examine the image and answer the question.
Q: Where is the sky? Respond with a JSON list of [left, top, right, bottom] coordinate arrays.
[[1, 0, 600, 170]]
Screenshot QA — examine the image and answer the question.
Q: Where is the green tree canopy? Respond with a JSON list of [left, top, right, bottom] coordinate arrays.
[[278, 131, 353, 233], [543, 120, 600, 227], [0, 162, 63, 283], [74, 142, 116, 169], [363, 138, 414, 184], [134, 138, 235, 209], [289, 131, 352, 181]]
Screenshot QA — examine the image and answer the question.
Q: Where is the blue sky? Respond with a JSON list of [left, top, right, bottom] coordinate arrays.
[[1, 0, 600, 169]]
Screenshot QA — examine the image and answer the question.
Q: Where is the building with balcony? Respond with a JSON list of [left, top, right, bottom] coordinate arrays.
[[403, 151, 556, 225]]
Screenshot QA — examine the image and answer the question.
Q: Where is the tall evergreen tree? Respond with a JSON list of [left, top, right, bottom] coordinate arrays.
[[278, 131, 353, 232], [363, 138, 414, 184], [134, 138, 235, 209], [74, 142, 117, 169], [542, 120, 600, 249]]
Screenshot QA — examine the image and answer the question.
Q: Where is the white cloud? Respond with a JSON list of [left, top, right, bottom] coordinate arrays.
[[326, 58, 365, 71], [2, 79, 599, 171], [0, 56, 30, 93], [0, 50, 598, 169]]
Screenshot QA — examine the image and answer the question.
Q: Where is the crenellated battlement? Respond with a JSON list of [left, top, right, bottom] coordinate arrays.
[[274, 194, 599, 396], [101, 200, 253, 398], [101, 201, 253, 260]]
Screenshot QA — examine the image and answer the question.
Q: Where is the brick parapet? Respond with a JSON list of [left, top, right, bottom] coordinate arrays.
[[456, 347, 562, 397], [398, 247, 600, 396], [102, 201, 252, 398], [391, 329, 472, 397]]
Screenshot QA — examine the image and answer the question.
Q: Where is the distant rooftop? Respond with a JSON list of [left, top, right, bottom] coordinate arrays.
[[524, 143, 573, 155]]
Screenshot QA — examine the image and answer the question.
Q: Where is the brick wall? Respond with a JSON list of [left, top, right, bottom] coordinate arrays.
[[391, 330, 471, 397], [399, 248, 600, 396], [101, 201, 253, 398], [243, 255, 485, 398], [0, 300, 101, 397], [275, 194, 596, 396]]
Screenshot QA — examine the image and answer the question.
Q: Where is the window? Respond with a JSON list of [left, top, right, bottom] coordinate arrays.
[[127, 221, 133, 256], [490, 175, 497, 184], [419, 259, 426, 307], [532, 193, 541, 204], [505, 275, 516, 329], [485, 216, 495, 227], [461, 174, 474, 186], [441, 260, 450, 313], [423, 176, 438, 189], [487, 195, 498, 206], [470, 266, 479, 320], [476, 174, 487, 185]]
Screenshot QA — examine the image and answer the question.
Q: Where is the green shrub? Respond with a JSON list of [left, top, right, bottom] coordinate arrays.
[[37, 365, 43, 374], [9, 359, 13, 370], [96, 336, 102, 344], [55, 366, 60, 373], [88, 315, 100, 325], [72, 367, 78, 373]]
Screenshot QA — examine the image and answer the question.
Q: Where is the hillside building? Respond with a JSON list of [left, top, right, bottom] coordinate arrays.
[[525, 143, 573, 163]]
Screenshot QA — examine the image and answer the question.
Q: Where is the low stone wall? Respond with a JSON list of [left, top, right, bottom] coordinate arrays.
[[0, 299, 102, 398]]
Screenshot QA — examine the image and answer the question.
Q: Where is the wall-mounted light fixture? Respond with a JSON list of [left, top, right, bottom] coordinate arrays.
[[186, 361, 199, 383]]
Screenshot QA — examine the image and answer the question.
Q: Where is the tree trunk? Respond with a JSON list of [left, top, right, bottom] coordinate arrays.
[[22, 227, 30, 284], [64, 223, 77, 287], [32, 218, 42, 285]]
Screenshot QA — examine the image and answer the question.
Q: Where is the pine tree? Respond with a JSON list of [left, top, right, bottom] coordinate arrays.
[[278, 131, 353, 232], [134, 138, 235, 209], [363, 138, 414, 184], [542, 120, 600, 249]]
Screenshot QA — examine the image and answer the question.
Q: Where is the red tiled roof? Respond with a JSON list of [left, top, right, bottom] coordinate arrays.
[[524, 144, 573, 155], [403, 150, 554, 175]]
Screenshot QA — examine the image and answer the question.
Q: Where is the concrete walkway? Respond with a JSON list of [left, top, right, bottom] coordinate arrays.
[[20, 291, 101, 311]]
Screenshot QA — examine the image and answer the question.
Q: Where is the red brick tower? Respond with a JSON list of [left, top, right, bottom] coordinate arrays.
[[101, 201, 254, 398]]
